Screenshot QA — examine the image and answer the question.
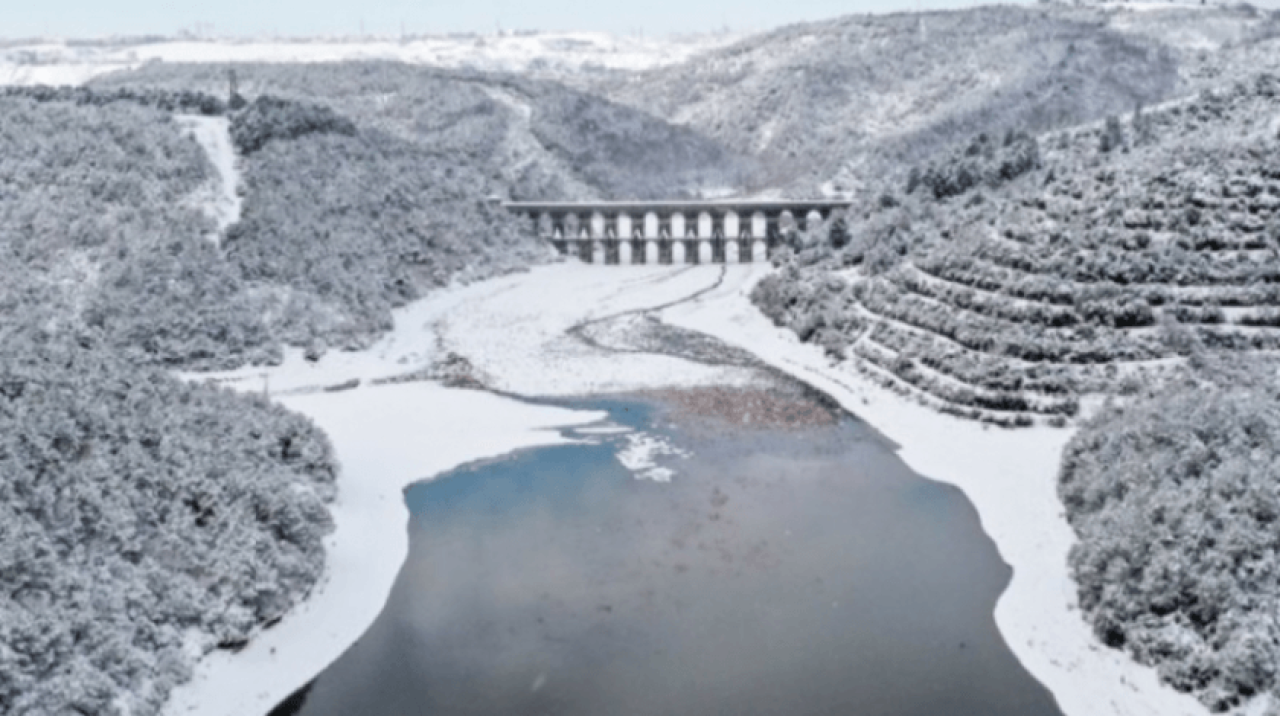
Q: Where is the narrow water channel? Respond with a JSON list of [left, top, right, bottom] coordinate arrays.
[[272, 381, 1062, 716]]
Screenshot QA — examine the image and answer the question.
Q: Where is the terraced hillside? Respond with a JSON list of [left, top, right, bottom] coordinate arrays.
[[753, 73, 1280, 427]]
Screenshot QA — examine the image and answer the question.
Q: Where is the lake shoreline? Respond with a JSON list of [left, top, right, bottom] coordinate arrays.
[[159, 382, 606, 716], [661, 264, 1210, 716], [162, 263, 1209, 716]]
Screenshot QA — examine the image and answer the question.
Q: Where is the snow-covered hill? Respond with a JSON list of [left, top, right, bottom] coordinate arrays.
[[0, 31, 740, 87], [592, 2, 1280, 196]]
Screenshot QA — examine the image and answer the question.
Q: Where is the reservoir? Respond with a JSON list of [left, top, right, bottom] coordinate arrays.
[[274, 382, 1062, 716]]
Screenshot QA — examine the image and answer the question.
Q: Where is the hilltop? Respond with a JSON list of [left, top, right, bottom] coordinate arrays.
[[594, 2, 1280, 196], [90, 62, 751, 202]]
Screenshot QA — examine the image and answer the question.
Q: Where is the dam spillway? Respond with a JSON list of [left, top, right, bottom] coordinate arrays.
[[503, 199, 853, 265]]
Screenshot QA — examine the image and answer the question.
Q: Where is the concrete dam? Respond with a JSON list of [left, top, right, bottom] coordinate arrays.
[[504, 199, 853, 265]]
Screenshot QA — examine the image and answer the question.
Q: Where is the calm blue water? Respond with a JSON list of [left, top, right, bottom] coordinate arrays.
[[276, 391, 1062, 716]]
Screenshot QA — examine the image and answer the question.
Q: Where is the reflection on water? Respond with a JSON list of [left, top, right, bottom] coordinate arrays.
[[280, 391, 1062, 716]]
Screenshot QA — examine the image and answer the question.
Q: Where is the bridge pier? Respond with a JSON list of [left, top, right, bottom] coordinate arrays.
[[514, 200, 850, 265]]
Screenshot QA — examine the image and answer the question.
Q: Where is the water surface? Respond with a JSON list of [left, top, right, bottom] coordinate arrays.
[[279, 388, 1062, 716]]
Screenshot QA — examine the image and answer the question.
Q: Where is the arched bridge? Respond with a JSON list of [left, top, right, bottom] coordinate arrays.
[[503, 199, 853, 265]]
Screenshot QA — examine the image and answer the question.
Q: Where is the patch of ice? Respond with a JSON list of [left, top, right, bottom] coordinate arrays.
[[573, 423, 634, 435], [615, 431, 690, 482]]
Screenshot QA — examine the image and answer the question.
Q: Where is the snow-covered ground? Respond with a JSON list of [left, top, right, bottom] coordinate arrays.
[[169, 262, 1211, 716], [0, 32, 741, 86], [175, 114, 240, 244]]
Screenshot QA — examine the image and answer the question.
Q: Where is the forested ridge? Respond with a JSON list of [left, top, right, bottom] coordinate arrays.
[[0, 91, 344, 716], [1061, 363, 1280, 713], [0, 331, 335, 715], [597, 3, 1186, 195], [92, 61, 752, 201], [752, 72, 1280, 427], [0, 82, 546, 715]]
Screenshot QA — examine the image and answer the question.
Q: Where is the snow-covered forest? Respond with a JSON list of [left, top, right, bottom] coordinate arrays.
[[0, 329, 336, 715], [596, 4, 1186, 195], [91, 61, 752, 201], [1060, 359, 1280, 713], [0, 87, 545, 715], [751, 73, 1280, 425], [6, 1, 1280, 714]]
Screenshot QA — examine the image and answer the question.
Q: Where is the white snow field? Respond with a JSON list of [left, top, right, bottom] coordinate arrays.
[[0, 32, 740, 87], [169, 262, 1211, 716]]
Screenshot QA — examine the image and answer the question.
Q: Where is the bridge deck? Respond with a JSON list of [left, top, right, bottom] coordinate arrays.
[[503, 199, 852, 214], [502, 198, 852, 265]]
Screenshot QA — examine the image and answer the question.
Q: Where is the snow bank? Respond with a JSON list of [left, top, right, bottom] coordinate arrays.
[[659, 263, 1210, 716], [162, 382, 605, 716]]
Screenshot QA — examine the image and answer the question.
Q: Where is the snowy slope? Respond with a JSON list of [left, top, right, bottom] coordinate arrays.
[[175, 114, 241, 244], [596, 4, 1190, 196]]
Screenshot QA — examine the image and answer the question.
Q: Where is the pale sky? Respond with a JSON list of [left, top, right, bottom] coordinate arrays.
[[10, 0, 1036, 39]]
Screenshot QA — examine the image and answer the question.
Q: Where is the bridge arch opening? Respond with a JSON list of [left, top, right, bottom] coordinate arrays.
[[697, 211, 714, 239], [505, 200, 853, 265], [644, 212, 660, 239], [724, 211, 740, 239], [671, 212, 687, 241]]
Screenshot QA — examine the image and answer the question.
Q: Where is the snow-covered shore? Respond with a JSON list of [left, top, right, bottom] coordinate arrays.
[[163, 264, 756, 716], [160, 384, 605, 716], [167, 261, 1209, 716], [660, 264, 1210, 716]]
